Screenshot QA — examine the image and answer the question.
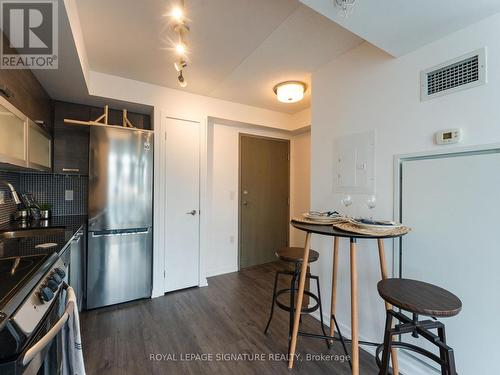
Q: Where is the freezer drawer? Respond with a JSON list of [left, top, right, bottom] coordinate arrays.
[[86, 228, 152, 309]]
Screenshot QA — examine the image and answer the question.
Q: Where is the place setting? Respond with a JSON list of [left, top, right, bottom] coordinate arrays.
[[293, 195, 411, 236]]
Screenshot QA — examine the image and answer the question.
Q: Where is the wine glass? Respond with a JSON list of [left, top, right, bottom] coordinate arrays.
[[366, 195, 376, 218], [341, 195, 352, 217]]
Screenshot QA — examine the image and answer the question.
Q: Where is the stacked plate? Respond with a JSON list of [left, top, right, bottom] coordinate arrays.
[[349, 218, 405, 230], [295, 211, 348, 225], [334, 217, 410, 236]]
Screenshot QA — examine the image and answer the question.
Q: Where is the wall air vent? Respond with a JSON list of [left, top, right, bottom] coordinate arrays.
[[421, 48, 486, 101]]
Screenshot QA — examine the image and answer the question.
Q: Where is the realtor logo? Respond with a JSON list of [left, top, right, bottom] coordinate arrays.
[[1, 0, 58, 69]]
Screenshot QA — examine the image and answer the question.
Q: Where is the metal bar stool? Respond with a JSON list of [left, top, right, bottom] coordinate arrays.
[[376, 278, 462, 375], [264, 247, 349, 358]]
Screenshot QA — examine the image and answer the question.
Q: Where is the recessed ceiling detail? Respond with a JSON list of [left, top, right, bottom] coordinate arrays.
[[300, 0, 500, 57], [73, 0, 363, 114]]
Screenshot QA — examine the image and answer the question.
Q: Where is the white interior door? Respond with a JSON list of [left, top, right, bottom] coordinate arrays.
[[164, 117, 200, 292], [400, 150, 500, 374]]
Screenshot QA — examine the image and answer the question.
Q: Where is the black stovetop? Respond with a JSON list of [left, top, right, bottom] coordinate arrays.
[[0, 254, 49, 313], [0, 216, 86, 325]]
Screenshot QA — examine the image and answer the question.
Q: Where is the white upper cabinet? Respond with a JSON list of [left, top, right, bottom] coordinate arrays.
[[0, 96, 51, 171], [27, 119, 51, 171], [0, 97, 27, 168]]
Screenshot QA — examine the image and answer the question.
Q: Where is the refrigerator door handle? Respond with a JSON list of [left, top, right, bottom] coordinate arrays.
[[91, 228, 151, 237]]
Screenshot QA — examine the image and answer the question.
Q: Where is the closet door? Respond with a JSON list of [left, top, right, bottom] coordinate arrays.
[[400, 150, 500, 374], [163, 117, 200, 292]]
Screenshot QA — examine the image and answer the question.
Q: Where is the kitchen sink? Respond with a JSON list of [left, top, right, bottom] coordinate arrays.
[[0, 228, 65, 239]]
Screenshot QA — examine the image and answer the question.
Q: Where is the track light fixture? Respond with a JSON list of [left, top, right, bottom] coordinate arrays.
[[169, 1, 190, 88]]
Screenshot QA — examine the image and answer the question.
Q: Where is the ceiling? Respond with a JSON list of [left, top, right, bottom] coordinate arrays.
[[34, 0, 500, 115], [73, 0, 363, 114], [300, 0, 500, 57]]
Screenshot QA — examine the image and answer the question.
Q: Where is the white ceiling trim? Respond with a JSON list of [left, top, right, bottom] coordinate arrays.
[[63, 0, 90, 85]]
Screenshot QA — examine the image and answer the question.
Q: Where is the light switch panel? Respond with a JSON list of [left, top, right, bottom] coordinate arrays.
[[65, 190, 74, 201]]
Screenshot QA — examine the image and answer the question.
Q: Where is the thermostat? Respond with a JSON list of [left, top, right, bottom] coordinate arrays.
[[435, 129, 462, 145]]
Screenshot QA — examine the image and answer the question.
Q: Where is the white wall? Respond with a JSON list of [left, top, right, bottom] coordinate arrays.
[[82, 71, 302, 297], [290, 130, 311, 246], [291, 107, 312, 129], [311, 13, 500, 374], [88, 71, 297, 131], [64, 0, 314, 293], [207, 120, 312, 277], [207, 122, 290, 277]]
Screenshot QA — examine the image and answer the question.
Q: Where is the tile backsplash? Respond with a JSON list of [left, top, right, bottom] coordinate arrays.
[[0, 171, 88, 223]]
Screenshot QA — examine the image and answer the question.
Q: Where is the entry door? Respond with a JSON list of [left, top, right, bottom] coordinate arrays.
[[164, 118, 200, 292], [239, 134, 290, 269], [400, 151, 500, 374]]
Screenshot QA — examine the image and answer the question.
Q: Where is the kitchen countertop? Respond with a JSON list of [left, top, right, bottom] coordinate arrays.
[[0, 215, 86, 259]]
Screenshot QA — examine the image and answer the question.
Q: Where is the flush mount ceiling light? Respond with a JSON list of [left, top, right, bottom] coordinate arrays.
[[334, 0, 357, 17], [169, 0, 190, 88], [273, 81, 307, 103]]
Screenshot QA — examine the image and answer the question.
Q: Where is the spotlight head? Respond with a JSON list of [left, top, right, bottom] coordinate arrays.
[[175, 42, 186, 56], [174, 60, 187, 72], [171, 7, 183, 22], [178, 70, 187, 88]]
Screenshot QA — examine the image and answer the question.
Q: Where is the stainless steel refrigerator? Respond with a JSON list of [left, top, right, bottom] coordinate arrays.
[[86, 126, 153, 309]]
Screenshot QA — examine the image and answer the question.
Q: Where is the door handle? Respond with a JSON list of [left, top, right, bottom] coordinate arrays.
[[22, 286, 75, 366], [186, 210, 197, 216], [242, 201, 248, 206]]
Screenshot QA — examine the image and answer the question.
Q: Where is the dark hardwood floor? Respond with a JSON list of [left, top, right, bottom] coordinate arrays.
[[80, 262, 379, 374]]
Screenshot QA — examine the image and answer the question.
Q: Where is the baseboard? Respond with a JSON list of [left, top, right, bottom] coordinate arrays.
[[151, 289, 164, 298], [205, 265, 238, 278], [198, 277, 209, 287], [309, 310, 438, 375]]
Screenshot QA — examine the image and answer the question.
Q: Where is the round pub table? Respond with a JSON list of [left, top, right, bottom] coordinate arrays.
[[288, 220, 409, 375]]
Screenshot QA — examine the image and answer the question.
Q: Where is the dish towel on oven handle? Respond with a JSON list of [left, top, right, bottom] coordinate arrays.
[[61, 287, 86, 375]]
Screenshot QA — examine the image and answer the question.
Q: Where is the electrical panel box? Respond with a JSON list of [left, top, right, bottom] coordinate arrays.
[[333, 130, 375, 194]]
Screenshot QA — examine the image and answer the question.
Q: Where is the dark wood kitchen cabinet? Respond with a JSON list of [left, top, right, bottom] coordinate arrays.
[[53, 102, 151, 175], [53, 101, 90, 175], [0, 33, 52, 133]]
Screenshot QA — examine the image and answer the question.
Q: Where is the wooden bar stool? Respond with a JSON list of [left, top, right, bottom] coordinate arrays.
[[264, 247, 332, 349], [376, 279, 462, 375]]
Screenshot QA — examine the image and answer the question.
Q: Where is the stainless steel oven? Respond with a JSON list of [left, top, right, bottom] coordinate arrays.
[[0, 254, 74, 375], [20, 286, 69, 375]]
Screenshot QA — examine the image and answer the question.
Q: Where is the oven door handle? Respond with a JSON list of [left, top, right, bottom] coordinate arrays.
[[22, 285, 75, 366]]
